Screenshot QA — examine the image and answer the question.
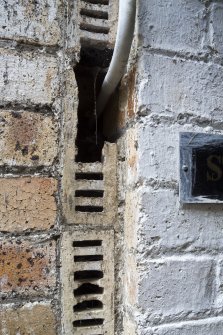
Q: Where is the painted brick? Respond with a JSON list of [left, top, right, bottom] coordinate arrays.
[[139, 258, 215, 322], [0, 49, 59, 105], [152, 318, 223, 335], [0, 303, 56, 335], [138, 53, 223, 120], [0, 110, 58, 166], [0, 0, 61, 46], [210, 3, 223, 56], [0, 239, 56, 296], [138, 119, 218, 182], [138, 0, 206, 54], [0, 177, 57, 232], [140, 187, 223, 254]]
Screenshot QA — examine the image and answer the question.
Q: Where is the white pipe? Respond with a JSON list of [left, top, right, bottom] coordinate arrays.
[[96, 0, 136, 116]]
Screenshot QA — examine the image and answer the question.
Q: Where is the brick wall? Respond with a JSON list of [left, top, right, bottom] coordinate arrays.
[[0, 1, 68, 333], [121, 0, 223, 334]]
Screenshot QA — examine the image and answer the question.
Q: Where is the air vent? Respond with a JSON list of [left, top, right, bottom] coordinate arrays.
[[79, 0, 118, 47], [75, 162, 104, 213], [61, 230, 114, 335], [62, 143, 117, 225]]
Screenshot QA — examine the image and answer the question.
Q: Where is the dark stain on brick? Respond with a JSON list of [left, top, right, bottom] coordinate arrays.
[[127, 66, 136, 120]]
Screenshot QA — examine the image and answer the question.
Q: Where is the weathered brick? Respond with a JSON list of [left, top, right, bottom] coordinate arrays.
[[152, 318, 223, 335], [210, 3, 223, 56], [0, 303, 56, 335], [139, 258, 215, 322], [138, 53, 223, 120], [138, 0, 206, 54], [0, 110, 58, 166], [0, 49, 59, 105], [0, 0, 61, 46], [0, 239, 56, 296], [0, 177, 57, 232]]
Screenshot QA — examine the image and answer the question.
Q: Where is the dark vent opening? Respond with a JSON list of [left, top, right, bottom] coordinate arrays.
[[73, 318, 104, 327], [80, 8, 108, 20], [75, 172, 103, 180], [75, 206, 104, 212], [74, 255, 103, 262], [81, 0, 109, 5], [74, 270, 104, 280], [73, 300, 103, 312], [75, 190, 104, 197], [74, 283, 104, 296], [73, 240, 102, 247], [74, 46, 113, 163]]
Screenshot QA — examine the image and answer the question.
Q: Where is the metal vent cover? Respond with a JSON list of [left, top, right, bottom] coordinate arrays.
[[61, 230, 114, 335], [79, 0, 118, 47]]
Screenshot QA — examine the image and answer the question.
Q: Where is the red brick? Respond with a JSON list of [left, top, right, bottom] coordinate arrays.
[[0, 239, 56, 296]]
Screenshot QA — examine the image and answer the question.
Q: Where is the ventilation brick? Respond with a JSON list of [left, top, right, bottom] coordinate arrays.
[[63, 143, 117, 225], [78, 0, 118, 47], [61, 229, 114, 335]]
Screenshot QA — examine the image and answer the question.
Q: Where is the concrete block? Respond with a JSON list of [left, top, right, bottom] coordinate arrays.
[[140, 187, 223, 254], [138, 0, 206, 54], [210, 3, 223, 56], [0, 177, 57, 232], [138, 53, 223, 120], [0, 110, 58, 166], [0, 50, 59, 105], [139, 258, 215, 321], [0, 239, 56, 296], [152, 318, 223, 335], [0, 0, 61, 45], [0, 303, 56, 335]]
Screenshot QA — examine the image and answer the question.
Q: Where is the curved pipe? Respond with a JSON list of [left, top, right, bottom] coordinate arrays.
[[96, 0, 136, 117]]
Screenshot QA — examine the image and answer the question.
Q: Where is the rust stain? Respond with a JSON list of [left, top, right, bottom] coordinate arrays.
[[127, 66, 136, 120]]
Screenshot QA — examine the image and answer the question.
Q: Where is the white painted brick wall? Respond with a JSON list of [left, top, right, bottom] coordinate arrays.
[[125, 0, 223, 334], [139, 257, 215, 322], [138, 0, 207, 54], [152, 318, 223, 335], [209, 3, 223, 56], [138, 53, 223, 120]]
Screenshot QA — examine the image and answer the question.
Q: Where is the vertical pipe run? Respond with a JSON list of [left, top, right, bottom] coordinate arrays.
[[96, 0, 136, 116]]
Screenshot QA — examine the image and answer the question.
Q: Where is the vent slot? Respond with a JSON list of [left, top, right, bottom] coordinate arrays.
[[81, 0, 109, 4], [75, 190, 104, 198], [74, 283, 104, 296], [73, 240, 102, 247], [80, 8, 108, 20], [74, 255, 103, 262], [75, 173, 103, 180], [75, 205, 103, 212], [74, 270, 104, 281], [73, 318, 104, 327], [73, 300, 103, 312]]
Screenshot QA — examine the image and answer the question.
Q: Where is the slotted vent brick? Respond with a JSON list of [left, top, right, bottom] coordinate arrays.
[[78, 0, 118, 47], [61, 230, 114, 335], [63, 143, 117, 225]]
